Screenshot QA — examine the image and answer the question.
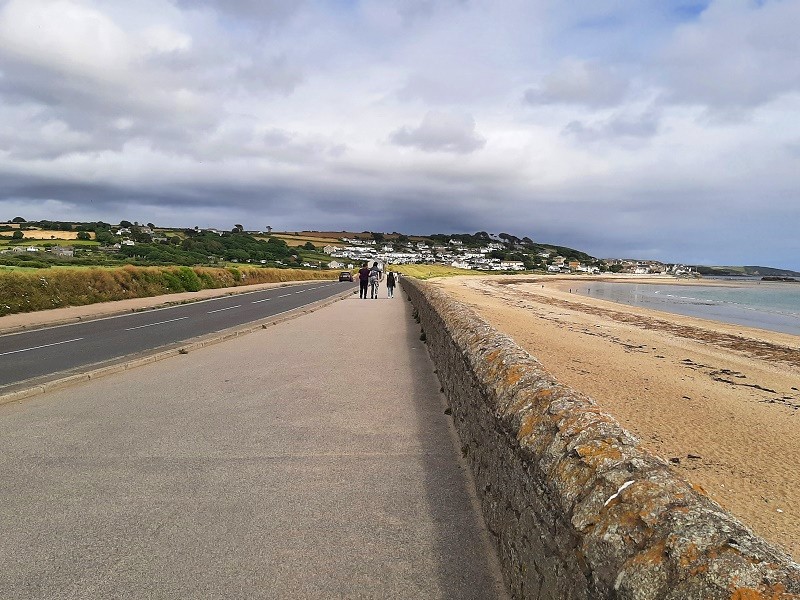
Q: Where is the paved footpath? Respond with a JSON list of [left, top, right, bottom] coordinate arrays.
[[0, 289, 509, 599]]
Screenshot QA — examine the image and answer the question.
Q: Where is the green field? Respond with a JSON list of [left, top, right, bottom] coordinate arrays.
[[391, 264, 483, 279]]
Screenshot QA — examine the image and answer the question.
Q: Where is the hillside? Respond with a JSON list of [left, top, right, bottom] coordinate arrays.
[[3, 220, 795, 276], [697, 265, 800, 278]]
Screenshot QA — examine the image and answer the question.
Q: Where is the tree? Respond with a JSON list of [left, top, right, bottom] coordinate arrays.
[[266, 225, 272, 234], [12, 230, 24, 240], [147, 223, 155, 229], [232, 224, 244, 233], [372, 232, 384, 243], [303, 241, 316, 250], [76, 231, 91, 241], [119, 220, 133, 228], [11, 216, 26, 223]]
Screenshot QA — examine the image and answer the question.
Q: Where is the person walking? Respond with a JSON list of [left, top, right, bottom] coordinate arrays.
[[357, 262, 370, 299], [386, 271, 396, 298], [368, 261, 382, 299]]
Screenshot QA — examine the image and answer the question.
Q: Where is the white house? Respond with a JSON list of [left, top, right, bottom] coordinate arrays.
[[500, 261, 525, 271]]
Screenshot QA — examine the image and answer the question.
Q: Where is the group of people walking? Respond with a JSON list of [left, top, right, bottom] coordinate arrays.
[[358, 261, 397, 299]]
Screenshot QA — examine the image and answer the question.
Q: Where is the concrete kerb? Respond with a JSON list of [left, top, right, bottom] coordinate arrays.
[[0, 287, 354, 407]]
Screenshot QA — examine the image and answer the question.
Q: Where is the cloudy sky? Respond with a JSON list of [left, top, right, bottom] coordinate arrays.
[[1, 0, 799, 269]]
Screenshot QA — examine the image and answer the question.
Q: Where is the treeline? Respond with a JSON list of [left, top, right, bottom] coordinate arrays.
[[0, 266, 334, 316], [427, 231, 596, 264], [119, 232, 298, 266]]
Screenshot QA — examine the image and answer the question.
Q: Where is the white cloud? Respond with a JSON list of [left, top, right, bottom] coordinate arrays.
[[0, 0, 132, 79], [524, 58, 630, 107], [390, 111, 486, 154], [658, 0, 800, 109]]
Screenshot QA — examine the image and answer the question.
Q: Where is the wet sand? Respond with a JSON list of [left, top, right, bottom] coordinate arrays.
[[432, 275, 800, 560]]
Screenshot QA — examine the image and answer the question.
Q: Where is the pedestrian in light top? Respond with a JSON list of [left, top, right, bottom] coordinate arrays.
[[368, 261, 382, 299]]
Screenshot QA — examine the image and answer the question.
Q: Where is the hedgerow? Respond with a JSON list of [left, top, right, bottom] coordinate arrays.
[[0, 266, 335, 316]]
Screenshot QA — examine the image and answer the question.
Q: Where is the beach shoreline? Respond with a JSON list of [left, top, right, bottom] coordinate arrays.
[[431, 274, 800, 560]]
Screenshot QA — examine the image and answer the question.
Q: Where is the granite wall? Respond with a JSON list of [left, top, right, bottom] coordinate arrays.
[[401, 277, 800, 600]]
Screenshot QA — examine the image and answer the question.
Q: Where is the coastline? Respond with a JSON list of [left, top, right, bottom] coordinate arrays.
[[432, 274, 800, 560]]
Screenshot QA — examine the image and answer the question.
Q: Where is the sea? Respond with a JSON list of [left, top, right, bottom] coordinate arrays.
[[570, 278, 800, 336]]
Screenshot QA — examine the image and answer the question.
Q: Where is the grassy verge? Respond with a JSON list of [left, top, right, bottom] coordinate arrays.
[[391, 264, 483, 279], [0, 265, 336, 316]]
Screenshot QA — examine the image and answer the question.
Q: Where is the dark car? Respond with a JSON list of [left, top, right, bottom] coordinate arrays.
[[338, 271, 353, 282]]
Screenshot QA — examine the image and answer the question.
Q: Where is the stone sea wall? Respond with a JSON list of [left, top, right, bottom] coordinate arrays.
[[400, 277, 800, 600]]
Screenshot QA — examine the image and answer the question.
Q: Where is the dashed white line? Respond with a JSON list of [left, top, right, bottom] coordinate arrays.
[[208, 305, 241, 314], [0, 337, 84, 357], [251, 298, 272, 304], [125, 316, 189, 331], [277, 293, 292, 298]]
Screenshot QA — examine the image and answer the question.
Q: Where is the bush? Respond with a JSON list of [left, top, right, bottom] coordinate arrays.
[[0, 265, 336, 316]]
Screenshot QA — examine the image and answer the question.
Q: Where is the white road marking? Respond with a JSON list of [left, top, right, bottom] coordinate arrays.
[[277, 293, 292, 298], [125, 316, 189, 331], [0, 337, 84, 357], [251, 298, 272, 304], [207, 305, 241, 314]]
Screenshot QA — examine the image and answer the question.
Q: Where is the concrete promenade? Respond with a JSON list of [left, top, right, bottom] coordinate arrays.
[[0, 288, 509, 599]]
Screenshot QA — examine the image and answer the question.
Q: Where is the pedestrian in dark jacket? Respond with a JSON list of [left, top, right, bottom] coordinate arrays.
[[357, 262, 370, 299], [386, 271, 396, 298]]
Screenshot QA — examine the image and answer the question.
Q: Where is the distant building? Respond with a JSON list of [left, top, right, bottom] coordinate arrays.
[[50, 246, 74, 257]]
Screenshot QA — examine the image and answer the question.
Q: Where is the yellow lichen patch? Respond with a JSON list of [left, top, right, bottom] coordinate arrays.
[[691, 482, 709, 496], [501, 364, 526, 388], [484, 349, 502, 364], [730, 586, 799, 600], [574, 440, 623, 467], [629, 540, 667, 567], [551, 453, 596, 492], [678, 543, 700, 569], [557, 410, 609, 438], [517, 413, 542, 440]]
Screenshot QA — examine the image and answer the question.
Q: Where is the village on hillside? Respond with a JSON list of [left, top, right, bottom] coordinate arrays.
[[0, 219, 698, 276]]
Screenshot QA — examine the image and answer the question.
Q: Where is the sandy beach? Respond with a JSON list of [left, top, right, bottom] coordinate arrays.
[[431, 275, 800, 561]]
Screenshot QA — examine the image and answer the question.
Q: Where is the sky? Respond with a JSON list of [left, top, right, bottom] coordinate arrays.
[[0, 0, 799, 269]]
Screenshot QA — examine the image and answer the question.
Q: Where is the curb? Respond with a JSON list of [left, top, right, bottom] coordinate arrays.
[[0, 289, 354, 407]]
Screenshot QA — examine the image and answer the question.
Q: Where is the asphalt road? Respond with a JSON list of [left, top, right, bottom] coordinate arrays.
[[0, 281, 354, 390], [0, 290, 508, 599]]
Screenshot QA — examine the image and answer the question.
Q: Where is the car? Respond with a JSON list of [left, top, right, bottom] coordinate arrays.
[[338, 271, 353, 282]]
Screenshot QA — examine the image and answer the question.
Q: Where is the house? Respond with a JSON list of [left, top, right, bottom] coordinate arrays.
[[50, 246, 74, 257], [328, 260, 345, 269], [122, 239, 135, 246], [547, 265, 562, 273], [500, 260, 525, 271], [568, 261, 580, 271]]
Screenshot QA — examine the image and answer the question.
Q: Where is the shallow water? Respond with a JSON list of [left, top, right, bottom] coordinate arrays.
[[570, 280, 800, 336]]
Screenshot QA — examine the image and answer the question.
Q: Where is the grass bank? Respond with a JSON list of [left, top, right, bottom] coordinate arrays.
[[391, 264, 488, 280], [0, 265, 335, 316]]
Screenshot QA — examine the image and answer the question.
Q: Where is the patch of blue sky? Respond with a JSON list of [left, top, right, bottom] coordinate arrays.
[[668, 1, 711, 20]]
